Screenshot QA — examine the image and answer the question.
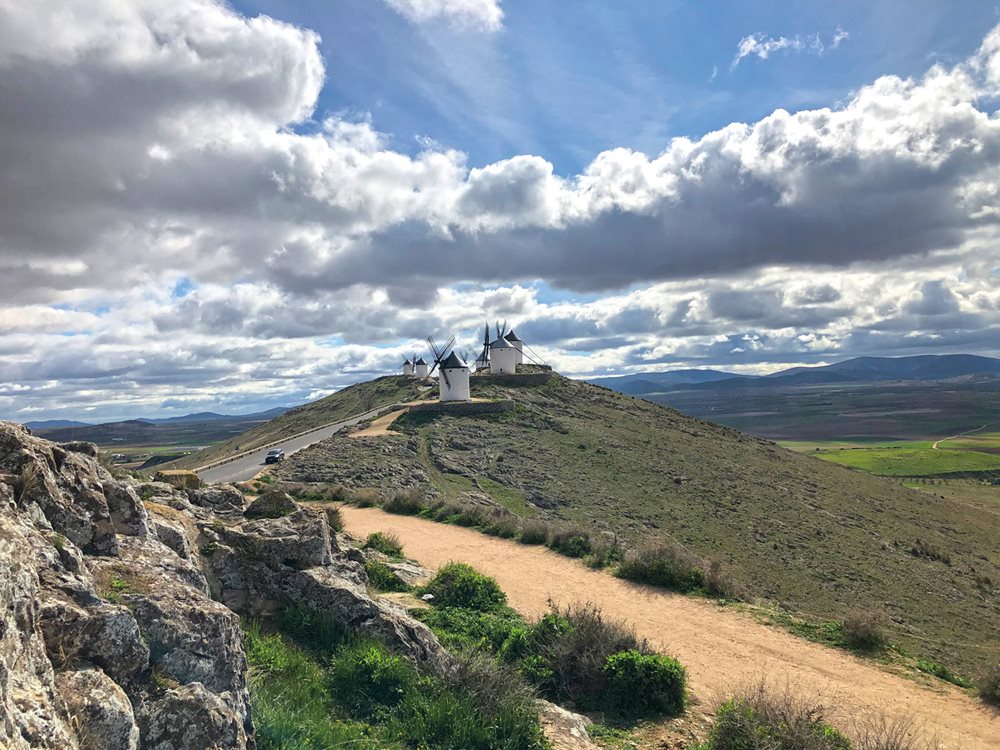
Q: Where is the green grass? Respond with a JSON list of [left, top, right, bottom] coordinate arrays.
[[814, 445, 1000, 476], [477, 476, 538, 516], [245, 611, 547, 750]]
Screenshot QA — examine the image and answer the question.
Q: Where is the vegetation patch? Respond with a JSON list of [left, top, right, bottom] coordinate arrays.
[[244, 609, 547, 750], [978, 661, 1000, 705], [841, 610, 887, 652], [363, 559, 411, 593], [419, 562, 507, 611], [363, 531, 403, 558], [915, 659, 972, 689]]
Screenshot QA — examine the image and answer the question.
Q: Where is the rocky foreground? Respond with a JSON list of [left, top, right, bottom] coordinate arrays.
[[0, 421, 447, 749]]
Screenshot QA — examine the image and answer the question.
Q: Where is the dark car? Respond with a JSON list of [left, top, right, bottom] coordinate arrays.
[[264, 448, 285, 464]]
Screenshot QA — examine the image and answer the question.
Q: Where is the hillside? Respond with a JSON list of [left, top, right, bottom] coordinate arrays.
[[165, 376, 428, 470], [275, 373, 1000, 676]]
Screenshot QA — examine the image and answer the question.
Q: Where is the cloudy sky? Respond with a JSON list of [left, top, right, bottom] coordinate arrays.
[[2, 0, 1000, 422]]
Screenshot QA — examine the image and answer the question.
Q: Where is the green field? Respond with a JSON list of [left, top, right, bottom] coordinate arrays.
[[783, 442, 1000, 477]]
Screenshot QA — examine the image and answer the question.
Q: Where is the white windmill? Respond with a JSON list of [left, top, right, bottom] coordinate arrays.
[[489, 321, 517, 375], [503, 328, 524, 365], [414, 357, 430, 378], [427, 335, 470, 401], [402, 359, 413, 376]]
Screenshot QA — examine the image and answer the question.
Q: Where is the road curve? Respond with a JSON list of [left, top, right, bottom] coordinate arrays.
[[197, 410, 384, 484], [341, 506, 999, 750]]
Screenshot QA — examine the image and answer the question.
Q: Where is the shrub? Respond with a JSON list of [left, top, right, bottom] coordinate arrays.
[[364, 531, 403, 558], [275, 607, 349, 655], [704, 560, 745, 600], [909, 539, 951, 565], [851, 715, 942, 750], [383, 488, 425, 515], [350, 488, 383, 507], [420, 562, 507, 612], [525, 602, 649, 708], [586, 535, 621, 569], [415, 605, 525, 654], [364, 560, 411, 592], [915, 660, 971, 688], [603, 649, 686, 718], [323, 505, 343, 532], [705, 683, 851, 750], [329, 641, 415, 718], [617, 539, 705, 593], [388, 651, 546, 750], [978, 660, 1000, 706], [547, 527, 593, 558], [518, 519, 550, 545], [842, 610, 887, 651], [481, 510, 520, 539]]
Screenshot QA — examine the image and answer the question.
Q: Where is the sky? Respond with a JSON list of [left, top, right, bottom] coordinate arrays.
[[2, 0, 1000, 422]]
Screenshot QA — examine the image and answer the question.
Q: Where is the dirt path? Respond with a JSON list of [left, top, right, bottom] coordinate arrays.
[[349, 409, 408, 439], [342, 507, 998, 750], [932, 421, 999, 450]]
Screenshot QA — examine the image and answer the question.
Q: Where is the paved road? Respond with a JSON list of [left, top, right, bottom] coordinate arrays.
[[197, 407, 390, 485]]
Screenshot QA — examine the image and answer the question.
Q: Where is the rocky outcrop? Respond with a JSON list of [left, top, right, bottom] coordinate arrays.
[[0, 420, 449, 748]]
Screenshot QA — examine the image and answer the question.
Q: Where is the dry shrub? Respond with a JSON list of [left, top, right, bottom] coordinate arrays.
[[851, 715, 943, 750], [481, 509, 520, 539], [383, 487, 426, 515], [517, 519, 550, 545], [978, 660, 1000, 706], [617, 538, 705, 592], [842, 610, 887, 651], [12, 461, 41, 505], [547, 527, 593, 558], [347, 488, 383, 507]]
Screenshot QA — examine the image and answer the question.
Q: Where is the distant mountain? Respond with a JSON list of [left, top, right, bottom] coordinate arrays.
[[589, 369, 745, 394], [24, 419, 93, 430], [138, 407, 290, 424], [769, 354, 1000, 383], [591, 355, 1000, 395]]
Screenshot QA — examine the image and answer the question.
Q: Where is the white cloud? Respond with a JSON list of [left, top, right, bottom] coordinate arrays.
[[383, 0, 504, 32], [1, 0, 1000, 419], [732, 28, 850, 69]]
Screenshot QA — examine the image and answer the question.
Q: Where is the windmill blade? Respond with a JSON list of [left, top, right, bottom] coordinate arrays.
[[441, 366, 451, 388], [501, 319, 508, 337]]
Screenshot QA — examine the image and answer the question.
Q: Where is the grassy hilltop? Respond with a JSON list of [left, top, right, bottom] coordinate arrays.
[[274, 373, 999, 677]]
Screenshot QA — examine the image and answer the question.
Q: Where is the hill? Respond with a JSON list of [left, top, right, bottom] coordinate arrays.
[[164, 376, 428, 470], [24, 419, 93, 429], [274, 373, 999, 676], [588, 368, 742, 393]]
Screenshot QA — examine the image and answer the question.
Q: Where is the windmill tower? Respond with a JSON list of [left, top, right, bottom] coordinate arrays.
[[402, 359, 413, 376], [489, 321, 517, 375], [473, 322, 491, 372], [414, 357, 429, 378], [503, 329, 523, 365], [428, 336, 470, 401]]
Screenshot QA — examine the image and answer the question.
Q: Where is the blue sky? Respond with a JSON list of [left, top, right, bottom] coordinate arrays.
[[2, 0, 1000, 421], [235, 0, 999, 173]]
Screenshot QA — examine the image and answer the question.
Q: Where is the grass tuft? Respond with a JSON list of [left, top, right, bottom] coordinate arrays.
[[363, 531, 404, 558]]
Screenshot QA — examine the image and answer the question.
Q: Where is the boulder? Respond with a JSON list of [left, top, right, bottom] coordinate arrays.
[[154, 470, 202, 490], [223, 506, 334, 569], [55, 668, 140, 750], [244, 489, 296, 519], [187, 484, 245, 514], [151, 514, 193, 559], [104, 482, 151, 536], [138, 682, 250, 750], [538, 700, 599, 750]]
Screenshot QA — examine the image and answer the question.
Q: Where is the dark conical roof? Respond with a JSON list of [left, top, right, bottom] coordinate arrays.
[[504, 329, 521, 342], [415, 357, 428, 365], [441, 351, 466, 369], [489, 337, 513, 349], [403, 359, 412, 365]]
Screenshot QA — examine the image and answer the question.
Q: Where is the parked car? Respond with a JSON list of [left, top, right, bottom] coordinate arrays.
[[264, 448, 285, 464]]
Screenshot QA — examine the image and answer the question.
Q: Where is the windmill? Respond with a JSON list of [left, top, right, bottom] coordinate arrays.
[[428, 335, 471, 401], [427, 334, 457, 387], [474, 322, 491, 372]]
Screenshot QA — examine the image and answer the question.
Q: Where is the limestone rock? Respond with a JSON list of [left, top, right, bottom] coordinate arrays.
[[105, 482, 151, 537], [151, 513, 193, 559], [188, 484, 245, 514], [154, 469, 202, 490], [538, 700, 600, 750], [139, 682, 250, 750], [224, 506, 334, 569], [244, 489, 296, 519], [56, 668, 140, 750]]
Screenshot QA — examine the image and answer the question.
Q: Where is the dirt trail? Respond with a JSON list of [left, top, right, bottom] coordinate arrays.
[[932, 421, 999, 450], [342, 507, 999, 750]]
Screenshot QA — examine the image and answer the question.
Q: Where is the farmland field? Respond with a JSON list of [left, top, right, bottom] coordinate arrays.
[[792, 443, 1000, 476]]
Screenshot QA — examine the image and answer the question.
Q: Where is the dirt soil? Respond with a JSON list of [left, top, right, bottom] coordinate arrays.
[[349, 409, 409, 438], [341, 506, 999, 750]]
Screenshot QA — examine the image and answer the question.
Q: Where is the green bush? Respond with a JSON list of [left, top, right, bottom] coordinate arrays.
[[388, 651, 546, 750], [617, 539, 705, 593], [915, 659, 972, 688], [363, 531, 403, 558], [275, 607, 349, 655], [524, 602, 650, 710], [364, 560, 411, 592], [420, 562, 507, 612], [704, 684, 851, 750], [603, 650, 686, 718], [415, 605, 525, 653], [547, 527, 593, 557], [329, 641, 415, 718], [481, 510, 520, 539], [383, 488, 425, 515]]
